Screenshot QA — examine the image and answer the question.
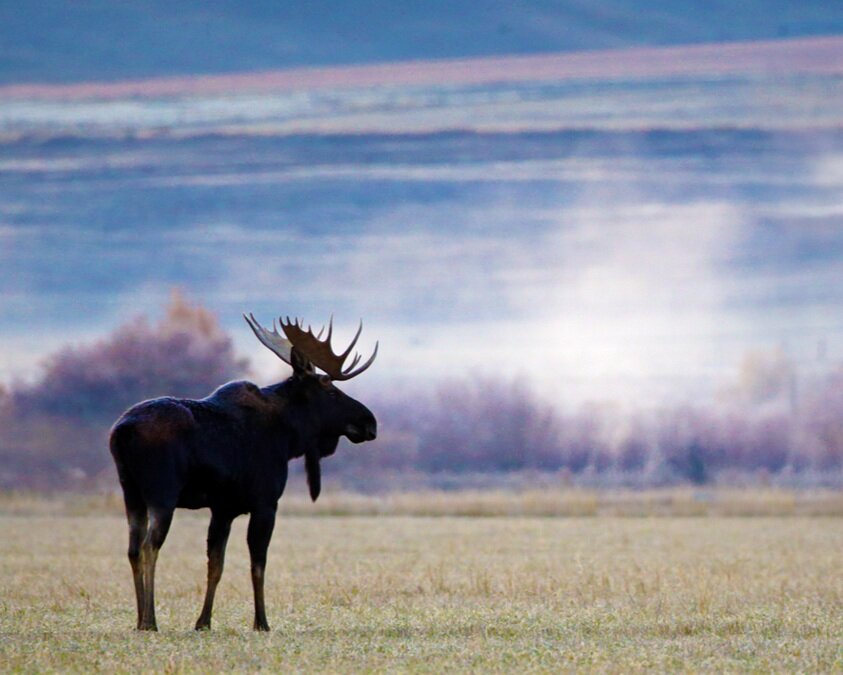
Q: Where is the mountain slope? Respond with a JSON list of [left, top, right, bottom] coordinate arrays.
[[2, 0, 842, 84]]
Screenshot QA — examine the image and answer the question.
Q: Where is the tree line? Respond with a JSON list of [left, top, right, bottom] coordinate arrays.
[[1, 294, 841, 490]]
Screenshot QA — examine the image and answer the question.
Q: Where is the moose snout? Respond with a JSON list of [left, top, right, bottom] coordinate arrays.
[[345, 413, 377, 443]]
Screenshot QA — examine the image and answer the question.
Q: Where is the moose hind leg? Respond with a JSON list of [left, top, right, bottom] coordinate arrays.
[[247, 508, 276, 631], [139, 507, 174, 631], [195, 511, 233, 630], [126, 507, 148, 630]]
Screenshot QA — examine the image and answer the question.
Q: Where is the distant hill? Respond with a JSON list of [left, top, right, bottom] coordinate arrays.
[[2, 0, 842, 85]]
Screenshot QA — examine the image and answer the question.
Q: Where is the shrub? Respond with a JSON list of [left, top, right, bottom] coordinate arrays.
[[0, 291, 249, 487]]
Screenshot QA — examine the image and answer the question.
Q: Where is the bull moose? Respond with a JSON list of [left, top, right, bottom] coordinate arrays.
[[109, 314, 377, 631]]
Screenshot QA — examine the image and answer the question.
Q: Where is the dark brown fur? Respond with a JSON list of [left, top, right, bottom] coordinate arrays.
[[110, 360, 376, 631]]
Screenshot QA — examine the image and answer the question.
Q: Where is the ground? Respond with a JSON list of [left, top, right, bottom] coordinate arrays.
[[0, 504, 841, 671]]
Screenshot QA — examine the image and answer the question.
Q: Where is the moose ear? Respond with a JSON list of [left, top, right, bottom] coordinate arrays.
[[305, 451, 321, 501], [290, 347, 314, 377]]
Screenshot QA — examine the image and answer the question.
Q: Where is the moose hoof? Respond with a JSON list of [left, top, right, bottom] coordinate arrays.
[[253, 620, 270, 632]]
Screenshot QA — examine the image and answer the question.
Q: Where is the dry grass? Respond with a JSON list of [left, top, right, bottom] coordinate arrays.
[[2, 487, 842, 518], [284, 487, 843, 518], [0, 508, 842, 672]]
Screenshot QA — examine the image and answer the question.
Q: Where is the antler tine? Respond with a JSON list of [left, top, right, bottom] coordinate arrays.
[[347, 352, 362, 371], [325, 314, 334, 346], [244, 313, 293, 365], [338, 320, 363, 362], [337, 341, 378, 380]]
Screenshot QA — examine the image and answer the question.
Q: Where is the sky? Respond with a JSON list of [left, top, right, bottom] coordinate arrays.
[[2, 4, 843, 408]]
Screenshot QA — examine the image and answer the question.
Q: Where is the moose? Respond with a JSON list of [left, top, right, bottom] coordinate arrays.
[[109, 313, 377, 631]]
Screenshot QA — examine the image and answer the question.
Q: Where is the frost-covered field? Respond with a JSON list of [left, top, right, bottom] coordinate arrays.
[[1, 509, 841, 671]]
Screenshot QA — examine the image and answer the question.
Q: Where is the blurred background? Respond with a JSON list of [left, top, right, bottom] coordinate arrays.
[[1, 1, 843, 491]]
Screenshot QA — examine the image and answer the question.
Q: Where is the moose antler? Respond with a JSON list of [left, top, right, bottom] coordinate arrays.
[[243, 313, 293, 365], [280, 316, 378, 381]]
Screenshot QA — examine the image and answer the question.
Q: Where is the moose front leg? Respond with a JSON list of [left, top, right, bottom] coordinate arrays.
[[195, 511, 233, 630], [246, 508, 276, 631]]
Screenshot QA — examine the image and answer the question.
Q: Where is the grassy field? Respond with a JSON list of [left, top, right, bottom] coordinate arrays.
[[0, 503, 842, 671], [3, 487, 843, 518]]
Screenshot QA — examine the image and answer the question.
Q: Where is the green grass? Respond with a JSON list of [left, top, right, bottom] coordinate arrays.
[[1, 511, 842, 672]]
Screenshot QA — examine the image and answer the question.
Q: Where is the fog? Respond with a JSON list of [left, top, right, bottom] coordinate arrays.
[[2, 41, 843, 413]]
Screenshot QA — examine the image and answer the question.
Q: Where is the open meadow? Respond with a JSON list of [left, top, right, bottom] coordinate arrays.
[[0, 493, 842, 672]]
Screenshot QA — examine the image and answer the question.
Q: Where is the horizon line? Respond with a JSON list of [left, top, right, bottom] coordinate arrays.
[[1, 34, 842, 101]]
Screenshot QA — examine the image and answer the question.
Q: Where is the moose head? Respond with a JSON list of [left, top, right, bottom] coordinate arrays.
[[244, 314, 378, 500]]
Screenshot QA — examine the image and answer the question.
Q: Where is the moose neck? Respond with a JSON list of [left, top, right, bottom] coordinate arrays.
[[263, 377, 336, 502]]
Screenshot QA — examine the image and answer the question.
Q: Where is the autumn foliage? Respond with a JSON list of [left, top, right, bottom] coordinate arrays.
[[0, 292, 248, 488], [1, 296, 841, 490]]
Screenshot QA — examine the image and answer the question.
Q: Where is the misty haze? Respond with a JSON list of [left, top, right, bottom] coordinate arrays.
[[2, 9, 843, 490]]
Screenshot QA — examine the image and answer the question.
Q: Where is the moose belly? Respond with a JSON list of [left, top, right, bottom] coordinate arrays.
[[176, 468, 251, 512], [177, 480, 211, 509], [176, 467, 225, 509]]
